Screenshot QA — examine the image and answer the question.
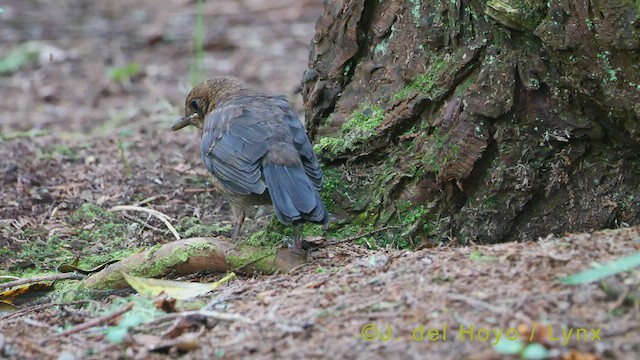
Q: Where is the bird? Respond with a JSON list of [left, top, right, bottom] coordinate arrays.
[[171, 76, 329, 251]]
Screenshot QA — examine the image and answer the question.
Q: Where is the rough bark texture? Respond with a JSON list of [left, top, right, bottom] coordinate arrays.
[[303, 0, 640, 245]]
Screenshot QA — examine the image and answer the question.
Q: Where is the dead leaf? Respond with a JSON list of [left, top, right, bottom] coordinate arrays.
[[0, 283, 55, 305], [0, 301, 18, 313], [562, 350, 599, 360], [57, 258, 120, 274], [154, 294, 178, 313], [122, 272, 236, 300]]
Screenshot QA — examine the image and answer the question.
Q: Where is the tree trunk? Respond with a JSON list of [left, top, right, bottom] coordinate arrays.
[[302, 0, 640, 245]]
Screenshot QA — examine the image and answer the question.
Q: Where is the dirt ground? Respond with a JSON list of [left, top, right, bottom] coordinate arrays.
[[0, 1, 638, 359]]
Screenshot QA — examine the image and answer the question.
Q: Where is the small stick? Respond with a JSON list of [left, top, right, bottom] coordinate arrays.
[[1, 300, 95, 321], [446, 294, 508, 315], [145, 309, 249, 328], [314, 226, 398, 250], [119, 212, 164, 233], [0, 275, 21, 281], [183, 187, 215, 193], [110, 205, 180, 240], [133, 195, 161, 206], [51, 302, 134, 338], [0, 272, 85, 291]]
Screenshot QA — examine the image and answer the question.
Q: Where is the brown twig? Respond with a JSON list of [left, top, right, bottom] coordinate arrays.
[[313, 226, 399, 250], [1, 300, 95, 321], [0, 275, 21, 281], [119, 212, 164, 233], [132, 195, 162, 206], [183, 187, 215, 193], [50, 302, 134, 338], [145, 310, 249, 329], [110, 205, 181, 240], [447, 293, 507, 314], [0, 272, 85, 291]]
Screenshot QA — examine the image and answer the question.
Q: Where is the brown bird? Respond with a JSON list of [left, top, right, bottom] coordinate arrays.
[[171, 76, 329, 251]]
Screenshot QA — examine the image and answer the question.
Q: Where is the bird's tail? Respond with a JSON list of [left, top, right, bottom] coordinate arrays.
[[262, 163, 329, 225]]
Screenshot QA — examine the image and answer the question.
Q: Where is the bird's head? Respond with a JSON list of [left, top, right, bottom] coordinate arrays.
[[171, 76, 250, 132]]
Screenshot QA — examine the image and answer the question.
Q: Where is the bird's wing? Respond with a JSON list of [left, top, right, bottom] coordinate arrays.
[[201, 103, 270, 195], [275, 97, 323, 190]]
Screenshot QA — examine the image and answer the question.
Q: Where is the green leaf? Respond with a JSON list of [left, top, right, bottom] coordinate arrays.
[[492, 338, 524, 355], [559, 252, 640, 285], [0, 43, 40, 75], [189, 0, 205, 86], [214, 348, 225, 358], [469, 250, 497, 262], [107, 63, 141, 83], [118, 312, 145, 328], [521, 343, 550, 360], [105, 326, 128, 344]]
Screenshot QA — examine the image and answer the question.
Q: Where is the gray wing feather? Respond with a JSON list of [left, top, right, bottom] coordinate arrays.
[[275, 97, 323, 190], [201, 103, 269, 195]]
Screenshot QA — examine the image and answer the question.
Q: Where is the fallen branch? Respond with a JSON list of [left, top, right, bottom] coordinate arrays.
[[183, 187, 215, 193], [0, 300, 95, 321], [0, 275, 21, 281], [83, 237, 305, 289], [110, 205, 181, 240], [0, 272, 85, 291]]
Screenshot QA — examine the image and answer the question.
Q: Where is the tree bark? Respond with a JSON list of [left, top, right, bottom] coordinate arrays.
[[303, 0, 640, 245]]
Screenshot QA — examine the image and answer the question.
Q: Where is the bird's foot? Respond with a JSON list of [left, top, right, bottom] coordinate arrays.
[[284, 237, 306, 254]]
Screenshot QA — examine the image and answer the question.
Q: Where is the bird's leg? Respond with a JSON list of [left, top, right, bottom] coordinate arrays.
[[231, 205, 245, 241], [293, 223, 303, 251]]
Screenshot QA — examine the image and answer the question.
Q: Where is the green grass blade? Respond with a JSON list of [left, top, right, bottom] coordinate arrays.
[[189, 0, 205, 86], [559, 252, 640, 285]]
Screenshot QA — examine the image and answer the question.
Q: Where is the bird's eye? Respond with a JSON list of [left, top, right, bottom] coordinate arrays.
[[190, 99, 200, 111]]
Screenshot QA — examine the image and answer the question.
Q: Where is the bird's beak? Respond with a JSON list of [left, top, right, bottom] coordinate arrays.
[[171, 113, 197, 131]]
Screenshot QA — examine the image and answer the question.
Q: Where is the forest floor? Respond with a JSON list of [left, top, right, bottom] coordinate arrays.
[[0, 1, 638, 359]]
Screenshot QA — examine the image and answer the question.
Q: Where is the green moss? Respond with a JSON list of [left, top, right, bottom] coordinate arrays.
[[76, 248, 137, 270], [318, 167, 341, 212], [313, 136, 346, 154], [314, 103, 385, 156], [421, 128, 460, 175], [144, 241, 218, 277], [226, 244, 279, 273], [69, 204, 131, 248], [36, 143, 82, 161], [454, 75, 476, 98], [70, 203, 115, 222], [48, 281, 95, 302], [393, 55, 448, 101], [246, 216, 323, 249], [176, 216, 231, 238], [342, 104, 384, 135], [83, 242, 219, 290]]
